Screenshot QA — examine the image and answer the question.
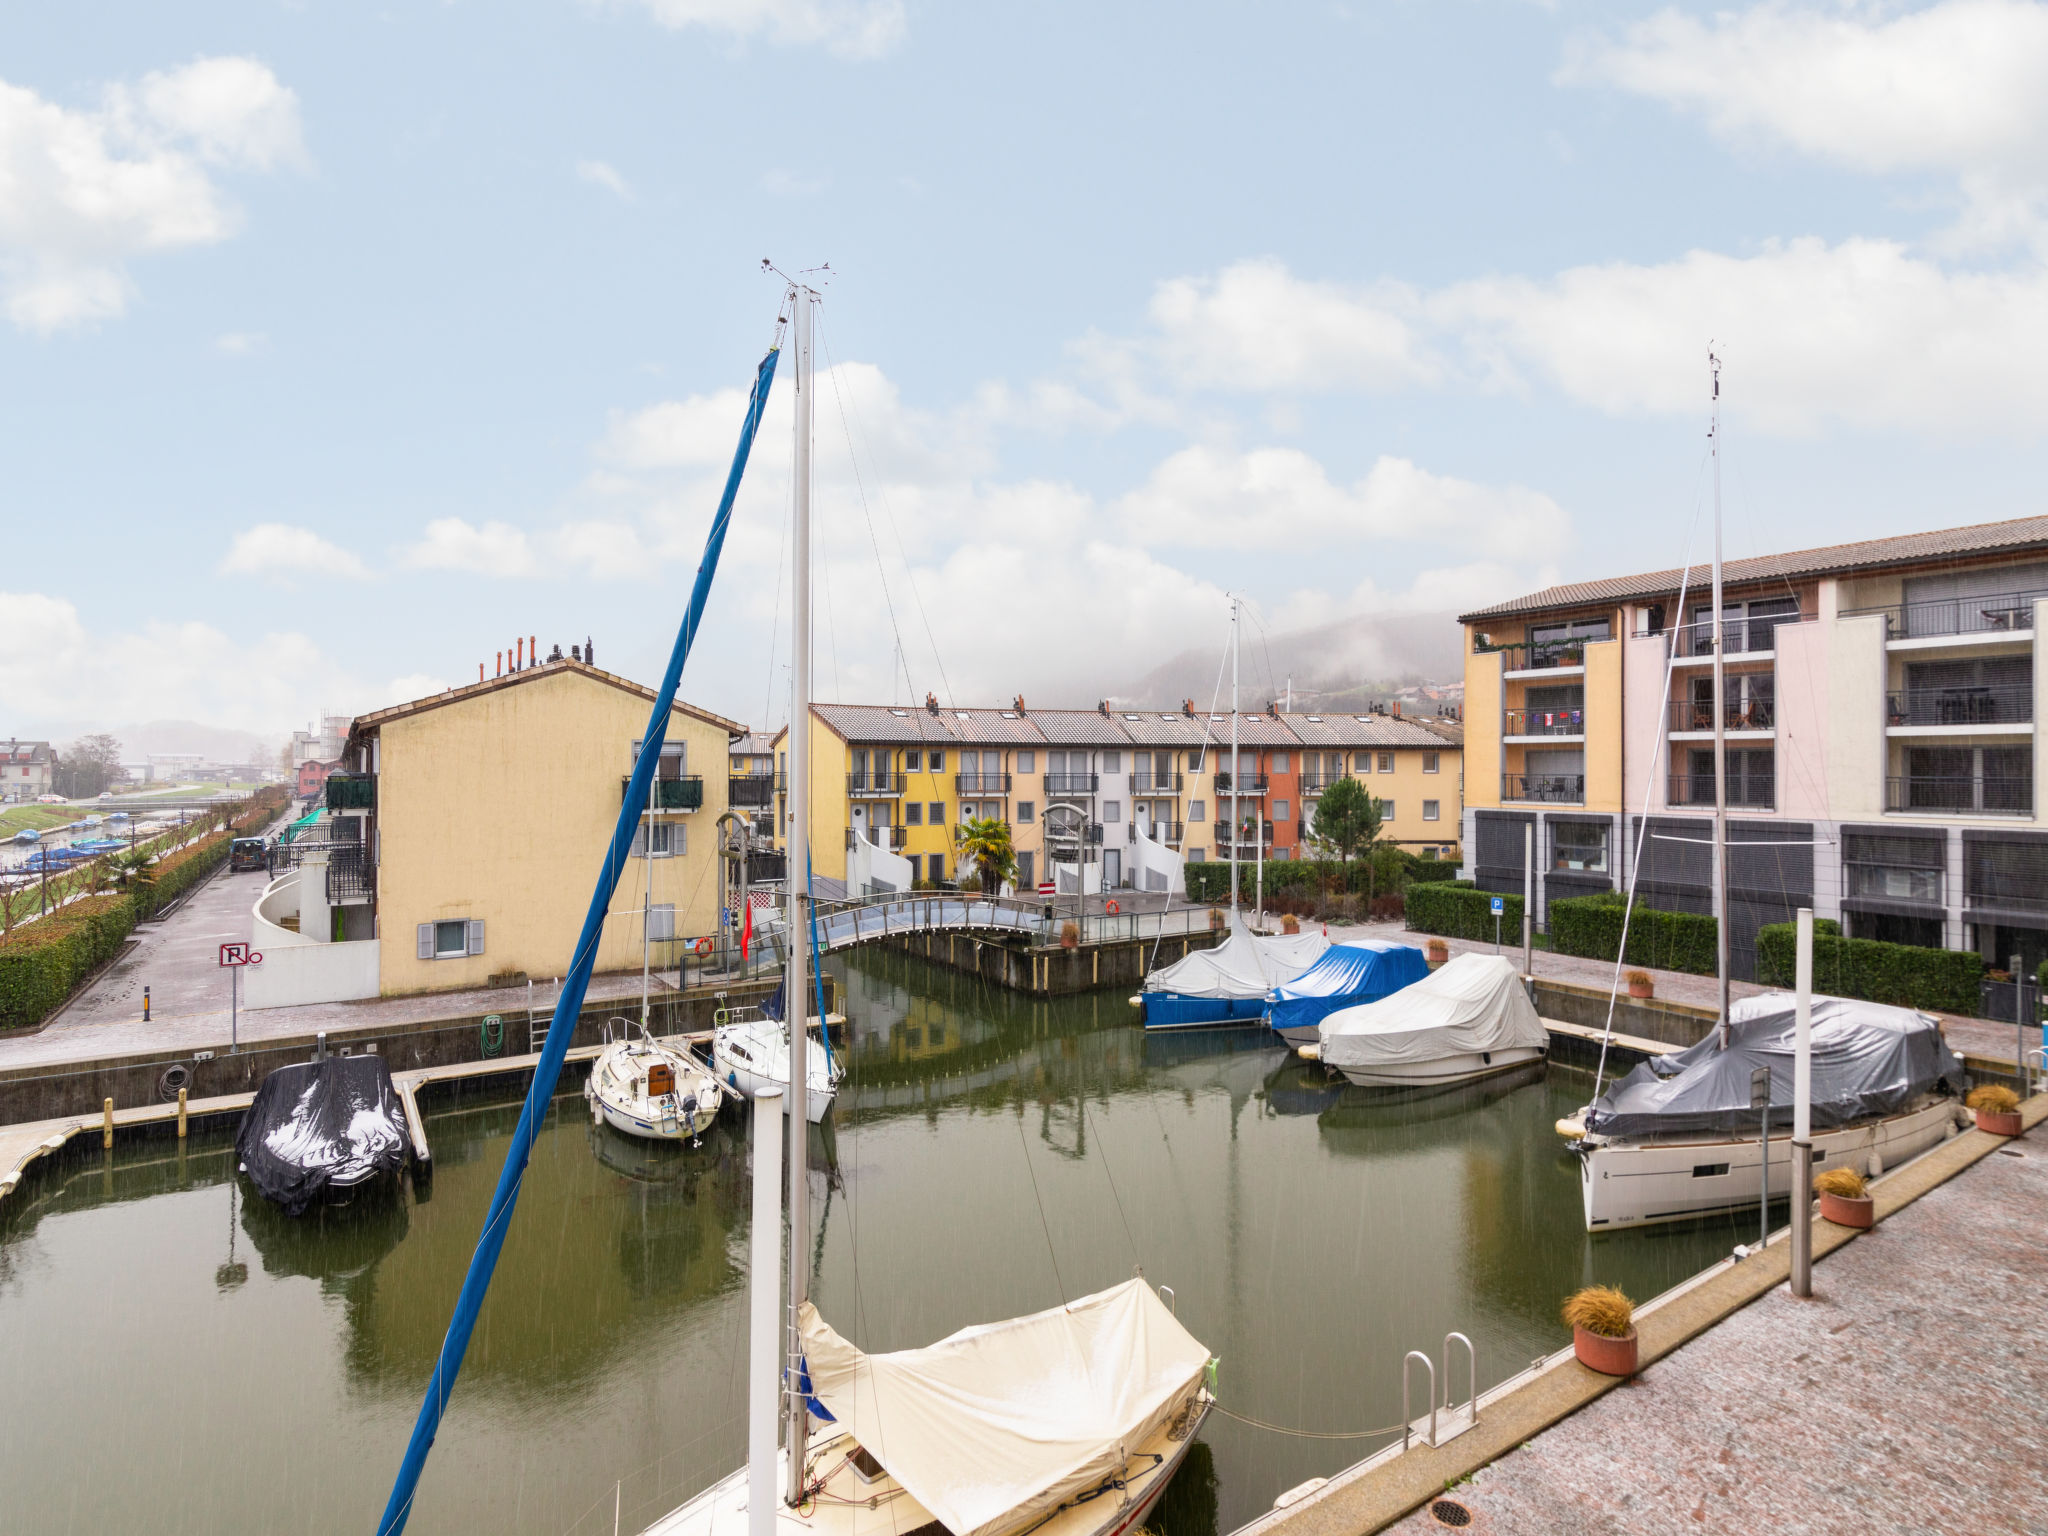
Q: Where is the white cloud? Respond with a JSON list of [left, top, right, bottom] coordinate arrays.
[[576, 158, 634, 200], [613, 0, 906, 58], [0, 57, 302, 331], [221, 523, 371, 580], [400, 518, 539, 577], [602, 388, 755, 467], [215, 330, 265, 355]]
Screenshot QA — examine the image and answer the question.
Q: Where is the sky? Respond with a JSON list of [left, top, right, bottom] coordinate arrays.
[[6, 0, 2048, 743]]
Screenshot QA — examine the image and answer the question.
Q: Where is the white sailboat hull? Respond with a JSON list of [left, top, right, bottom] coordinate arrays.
[[1332, 1045, 1546, 1088], [711, 1021, 839, 1123], [585, 1040, 722, 1142], [1578, 1098, 1966, 1230]]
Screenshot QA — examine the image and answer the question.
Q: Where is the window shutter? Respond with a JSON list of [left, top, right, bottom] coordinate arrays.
[[675, 823, 688, 857], [467, 919, 485, 956], [630, 823, 647, 858], [416, 924, 434, 960]]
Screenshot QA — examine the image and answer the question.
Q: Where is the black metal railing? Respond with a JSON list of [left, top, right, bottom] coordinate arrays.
[[1138, 820, 1184, 844], [1213, 772, 1269, 795], [1667, 773, 1775, 809], [1215, 822, 1276, 850], [728, 773, 775, 806], [1669, 697, 1777, 733], [1476, 639, 1593, 671], [746, 849, 787, 884], [848, 773, 902, 796], [325, 774, 374, 811], [1886, 775, 2034, 815], [1043, 772, 1098, 797], [623, 776, 704, 810], [955, 773, 1012, 795], [1844, 860, 1943, 905], [1502, 773, 1585, 804], [1885, 686, 2034, 727], [1846, 588, 2048, 642], [1671, 612, 1808, 658], [1130, 771, 1183, 794], [326, 845, 374, 900], [844, 826, 910, 851], [1505, 707, 1587, 737]]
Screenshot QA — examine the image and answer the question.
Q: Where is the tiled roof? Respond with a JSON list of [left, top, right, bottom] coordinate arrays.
[[349, 660, 745, 737], [1280, 713, 1457, 749], [1115, 712, 1212, 745], [1203, 711, 1299, 747], [1028, 708, 1134, 745], [1460, 514, 2048, 623], [810, 704, 957, 744], [730, 733, 780, 755], [940, 708, 1050, 746]]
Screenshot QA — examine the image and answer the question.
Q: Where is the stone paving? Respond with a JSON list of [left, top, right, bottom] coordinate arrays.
[[1385, 1123, 2047, 1536]]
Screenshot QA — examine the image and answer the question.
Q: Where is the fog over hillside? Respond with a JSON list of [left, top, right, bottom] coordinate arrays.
[[1113, 610, 1464, 713]]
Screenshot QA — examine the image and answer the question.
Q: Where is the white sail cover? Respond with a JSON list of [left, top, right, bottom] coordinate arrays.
[[1317, 952, 1546, 1070], [797, 1279, 1210, 1536], [1143, 929, 1329, 999]]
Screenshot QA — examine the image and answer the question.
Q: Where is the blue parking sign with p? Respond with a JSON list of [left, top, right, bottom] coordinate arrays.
[[1490, 896, 1504, 916]]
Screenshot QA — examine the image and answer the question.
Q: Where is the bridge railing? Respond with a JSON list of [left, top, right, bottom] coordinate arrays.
[[806, 890, 1218, 952]]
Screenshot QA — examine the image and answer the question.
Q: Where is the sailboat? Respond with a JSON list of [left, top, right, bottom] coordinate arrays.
[[1563, 355, 1971, 1229], [644, 277, 1216, 1536]]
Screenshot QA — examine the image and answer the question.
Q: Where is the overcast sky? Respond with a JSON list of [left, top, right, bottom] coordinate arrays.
[[6, 1, 2048, 741]]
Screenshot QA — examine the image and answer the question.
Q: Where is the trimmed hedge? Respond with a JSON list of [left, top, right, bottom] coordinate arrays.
[[134, 825, 236, 919], [1756, 921, 1982, 1015], [1184, 847, 1448, 904], [1405, 880, 1524, 942], [1549, 891, 1720, 976], [0, 895, 137, 1031]]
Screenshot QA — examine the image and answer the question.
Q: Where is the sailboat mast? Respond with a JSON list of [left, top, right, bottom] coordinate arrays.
[[1710, 350, 1731, 1044], [1229, 596, 1240, 920], [784, 282, 815, 1502]]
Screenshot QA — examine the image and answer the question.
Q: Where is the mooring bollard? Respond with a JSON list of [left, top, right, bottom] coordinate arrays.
[[142, 985, 151, 1022], [102, 1098, 114, 1150], [177, 1087, 188, 1139]]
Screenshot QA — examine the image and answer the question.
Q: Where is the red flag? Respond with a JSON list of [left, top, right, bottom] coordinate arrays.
[[741, 896, 753, 961]]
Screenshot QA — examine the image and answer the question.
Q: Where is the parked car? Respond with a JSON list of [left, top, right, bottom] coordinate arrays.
[[230, 837, 269, 873]]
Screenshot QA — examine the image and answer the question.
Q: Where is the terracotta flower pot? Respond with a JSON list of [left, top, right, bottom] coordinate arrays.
[[1976, 1107, 2024, 1136], [1818, 1190, 1874, 1229], [1572, 1325, 1638, 1378], [1426, 943, 1449, 969], [1627, 976, 1654, 1000]]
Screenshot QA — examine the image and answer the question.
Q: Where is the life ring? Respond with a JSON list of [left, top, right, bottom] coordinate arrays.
[[694, 936, 713, 956], [1104, 899, 1120, 914]]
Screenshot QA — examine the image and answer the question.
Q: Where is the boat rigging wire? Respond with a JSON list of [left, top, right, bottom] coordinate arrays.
[[1011, 1094, 1068, 1303], [1206, 1404, 1409, 1441]]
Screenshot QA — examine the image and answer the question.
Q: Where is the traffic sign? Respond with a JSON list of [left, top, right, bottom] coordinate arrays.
[[219, 943, 263, 967], [1489, 896, 1504, 916]]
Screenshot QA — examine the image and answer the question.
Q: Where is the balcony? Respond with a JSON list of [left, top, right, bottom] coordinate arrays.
[[325, 774, 375, 811], [1043, 772, 1098, 797], [326, 845, 374, 901], [729, 772, 776, 807], [624, 776, 705, 811], [1886, 775, 2034, 816], [1669, 697, 1776, 734], [1213, 772, 1269, 795], [846, 826, 909, 851], [1886, 686, 2033, 729], [1131, 771, 1184, 794], [746, 849, 787, 884], [1216, 822, 1277, 852], [1139, 820, 1184, 845], [1667, 773, 1775, 810], [1476, 639, 1588, 674], [955, 772, 1012, 796], [1670, 613, 1810, 660], [1505, 707, 1587, 739], [848, 773, 903, 797], [1845, 588, 2048, 643], [1502, 773, 1585, 805]]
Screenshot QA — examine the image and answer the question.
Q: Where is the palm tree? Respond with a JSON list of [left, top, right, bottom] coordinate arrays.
[[957, 815, 1018, 895]]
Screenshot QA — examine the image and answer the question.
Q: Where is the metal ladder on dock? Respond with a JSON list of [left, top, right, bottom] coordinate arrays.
[[1401, 1332, 1479, 1451]]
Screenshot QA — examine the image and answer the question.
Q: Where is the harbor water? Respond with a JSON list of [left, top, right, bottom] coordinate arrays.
[[0, 948, 1757, 1535]]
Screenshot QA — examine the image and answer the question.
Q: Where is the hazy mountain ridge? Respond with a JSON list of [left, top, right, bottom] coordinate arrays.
[[1113, 610, 1465, 713]]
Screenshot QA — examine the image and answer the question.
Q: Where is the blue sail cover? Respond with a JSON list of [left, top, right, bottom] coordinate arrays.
[[1266, 943, 1430, 1043]]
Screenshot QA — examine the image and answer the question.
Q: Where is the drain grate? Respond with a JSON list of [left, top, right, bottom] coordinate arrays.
[[1430, 1498, 1473, 1528]]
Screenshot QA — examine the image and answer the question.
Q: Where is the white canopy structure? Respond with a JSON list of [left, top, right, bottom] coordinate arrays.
[[1142, 929, 1329, 999], [797, 1279, 1212, 1536], [1317, 952, 1547, 1074]]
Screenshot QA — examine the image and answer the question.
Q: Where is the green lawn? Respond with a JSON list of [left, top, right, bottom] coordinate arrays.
[[0, 806, 84, 836]]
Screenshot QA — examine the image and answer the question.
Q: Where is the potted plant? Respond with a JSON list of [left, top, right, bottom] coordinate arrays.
[[1281, 913, 1300, 935], [1425, 938, 1450, 968], [1208, 906, 1227, 933], [1814, 1166, 1874, 1229], [1059, 921, 1081, 950], [1625, 968, 1654, 1000], [1561, 1285, 1637, 1377], [1968, 1084, 2023, 1136]]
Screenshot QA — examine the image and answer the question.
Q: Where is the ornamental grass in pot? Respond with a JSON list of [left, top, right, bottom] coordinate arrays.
[[1426, 938, 1450, 968], [1562, 1285, 1637, 1377], [1968, 1085, 2023, 1137], [1814, 1166, 1874, 1229], [1625, 968, 1654, 1000]]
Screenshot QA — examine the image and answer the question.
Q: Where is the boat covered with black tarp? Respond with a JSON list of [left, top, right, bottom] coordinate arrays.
[[235, 1055, 409, 1215]]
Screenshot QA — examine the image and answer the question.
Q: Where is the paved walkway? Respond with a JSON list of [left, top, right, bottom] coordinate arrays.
[[1383, 1118, 2046, 1536]]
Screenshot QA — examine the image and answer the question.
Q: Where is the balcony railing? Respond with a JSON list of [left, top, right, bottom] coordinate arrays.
[[728, 772, 775, 807], [1043, 820, 1103, 847], [1669, 697, 1776, 733], [1502, 773, 1585, 804], [1671, 612, 1808, 658], [846, 826, 909, 851], [326, 845, 374, 901], [1505, 707, 1587, 738], [1885, 686, 2034, 728], [1846, 588, 2048, 642], [325, 774, 375, 811], [1886, 775, 2034, 816], [746, 849, 787, 884], [1476, 639, 1591, 672], [1131, 771, 1184, 794], [956, 773, 1012, 796], [1844, 861, 1943, 905], [1138, 820, 1184, 844], [624, 776, 705, 810], [1213, 772, 1269, 795], [1043, 772, 1098, 797], [1216, 822, 1276, 850], [1667, 773, 1775, 809], [848, 773, 903, 797]]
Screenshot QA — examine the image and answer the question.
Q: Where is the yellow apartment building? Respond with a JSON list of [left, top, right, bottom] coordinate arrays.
[[1282, 712, 1464, 860]]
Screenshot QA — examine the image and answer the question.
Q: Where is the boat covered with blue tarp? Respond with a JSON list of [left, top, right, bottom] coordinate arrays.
[[1266, 942, 1431, 1046]]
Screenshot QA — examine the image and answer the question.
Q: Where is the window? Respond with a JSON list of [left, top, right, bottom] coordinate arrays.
[[631, 739, 688, 778], [1381, 801, 1396, 821], [1274, 800, 1290, 821], [905, 802, 923, 825], [1016, 750, 1034, 772], [1188, 749, 1205, 771], [1189, 800, 1206, 821], [929, 750, 945, 772], [647, 903, 675, 940], [1355, 752, 1372, 773], [1103, 751, 1121, 772], [929, 801, 944, 825], [1423, 753, 1440, 774], [1378, 753, 1393, 773], [634, 822, 676, 857], [419, 919, 482, 960], [905, 855, 922, 883], [1017, 801, 1035, 823], [1552, 821, 1608, 872], [905, 750, 921, 772], [1016, 851, 1034, 888], [1188, 848, 1206, 862], [1271, 848, 1289, 861], [1104, 801, 1121, 822], [1272, 752, 1290, 773], [1423, 800, 1441, 822]]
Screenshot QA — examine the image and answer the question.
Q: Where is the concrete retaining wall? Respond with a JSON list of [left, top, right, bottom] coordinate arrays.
[[242, 937, 380, 1008], [881, 927, 1222, 996]]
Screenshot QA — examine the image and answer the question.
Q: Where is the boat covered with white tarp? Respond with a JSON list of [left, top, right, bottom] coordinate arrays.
[[1138, 929, 1329, 1028], [1311, 952, 1547, 1087]]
